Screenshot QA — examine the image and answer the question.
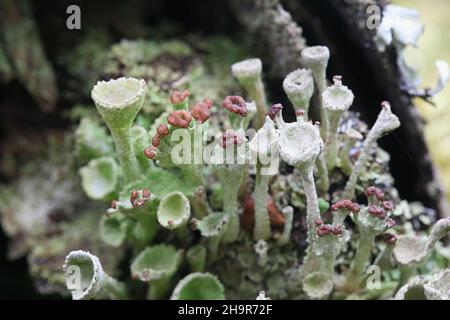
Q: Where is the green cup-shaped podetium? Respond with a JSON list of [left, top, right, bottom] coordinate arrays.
[[394, 218, 450, 266], [91, 77, 146, 183], [191, 212, 229, 238], [322, 76, 354, 169], [343, 102, 400, 199], [170, 272, 225, 300], [131, 244, 183, 282], [99, 213, 129, 248], [157, 191, 191, 230], [231, 58, 262, 87], [394, 269, 450, 300], [63, 250, 126, 300], [300, 46, 330, 91], [396, 268, 450, 300], [283, 69, 314, 117], [231, 58, 267, 129], [91, 77, 146, 130], [79, 157, 119, 200]]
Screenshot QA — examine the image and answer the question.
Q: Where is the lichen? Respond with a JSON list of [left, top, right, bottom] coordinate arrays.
[[1, 27, 449, 300]]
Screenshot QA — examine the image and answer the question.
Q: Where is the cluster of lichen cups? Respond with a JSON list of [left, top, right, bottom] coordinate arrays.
[[64, 47, 450, 300]]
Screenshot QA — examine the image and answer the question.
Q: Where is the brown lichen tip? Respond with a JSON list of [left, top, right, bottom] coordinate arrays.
[[380, 100, 390, 109], [167, 110, 192, 128], [130, 188, 151, 208], [382, 201, 394, 211], [295, 109, 305, 117], [144, 145, 157, 159], [331, 199, 360, 213], [156, 124, 169, 137], [152, 134, 161, 147], [267, 196, 285, 227], [331, 224, 343, 235], [386, 217, 396, 228], [267, 103, 283, 120], [316, 224, 342, 237], [314, 218, 324, 226], [383, 232, 397, 245], [219, 129, 244, 148], [333, 75, 342, 84], [106, 200, 119, 216], [169, 89, 190, 105], [191, 98, 213, 123], [365, 186, 385, 201], [111, 200, 119, 209], [368, 205, 385, 219], [223, 95, 247, 117]]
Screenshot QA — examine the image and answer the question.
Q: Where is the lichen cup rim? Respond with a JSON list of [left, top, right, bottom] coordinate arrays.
[[277, 119, 323, 167], [231, 58, 262, 79], [283, 68, 314, 95], [170, 272, 225, 300], [322, 78, 354, 112], [91, 77, 146, 110], [157, 191, 191, 230], [131, 244, 182, 282], [301, 45, 330, 65], [63, 250, 103, 300]]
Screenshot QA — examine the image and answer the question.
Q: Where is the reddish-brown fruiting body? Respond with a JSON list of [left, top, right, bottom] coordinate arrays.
[[331, 225, 343, 235], [144, 146, 157, 159], [170, 90, 190, 105], [152, 134, 161, 147], [315, 218, 324, 226], [383, 232, 397, 245], [317, 224, 334, 237], [156, 124, 170, 137], [168, 110, 192, 128], [386, 218, 396, 228], [381, 101, 390, 109], [267, 196, 285, 227], [382, 201, 394, 211], [296, 109, 305, 117], [365, 186, 385, 201], [191, 99, 213, 123], [267, 103, 283, 120], [223, 95, 247, 117], [331, 199, 360, 213], [142, 189, 151, 200], [368, 205, 385, 219]]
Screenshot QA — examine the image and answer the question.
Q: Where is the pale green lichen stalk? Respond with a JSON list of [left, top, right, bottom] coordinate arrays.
[[283, 69, 314, 119], [339, 128, 363, 175], [273, 106, 324, 276], [322, 75, 354, 170], [231, 58, 268, 129], [249, 116, 279, 240], [301, 46, 330, 140], [91, 77, 146, 183], [343, 101, 400, 199]]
